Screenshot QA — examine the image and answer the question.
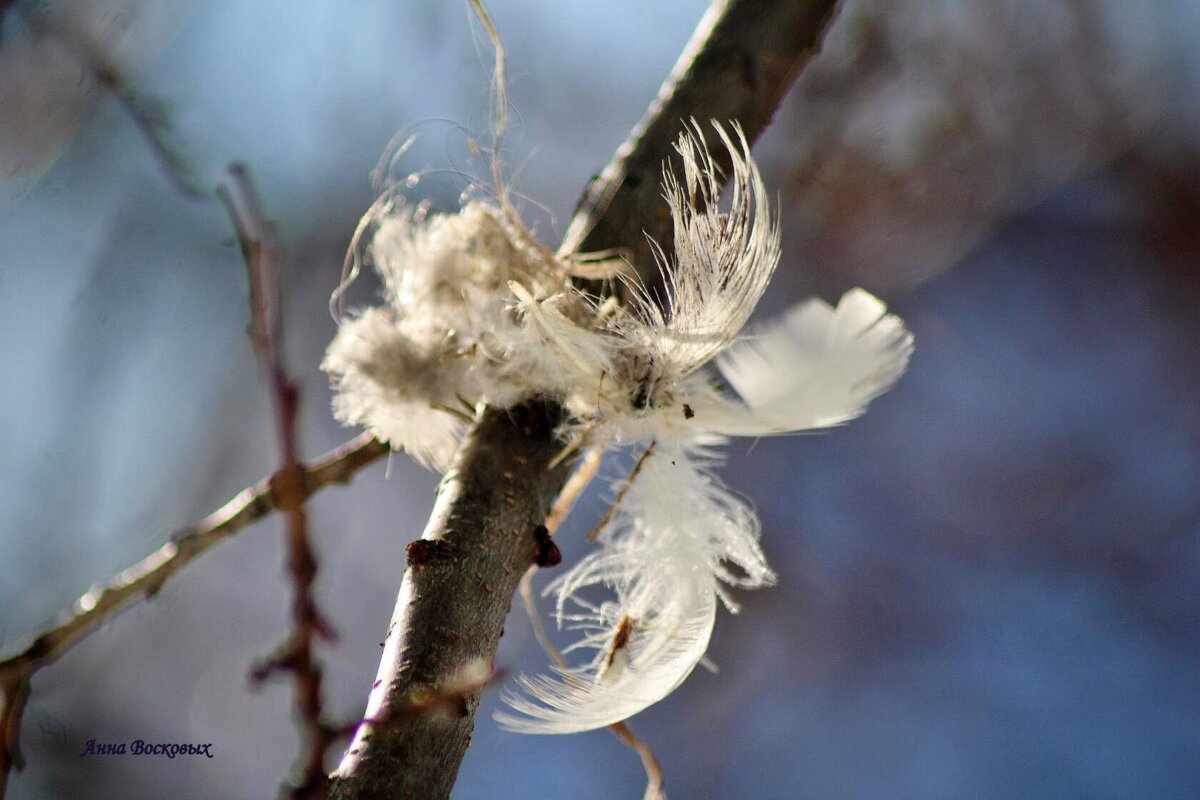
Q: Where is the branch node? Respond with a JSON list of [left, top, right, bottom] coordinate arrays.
[[532, 525, 562, 567], [406, 539, 457, 567]]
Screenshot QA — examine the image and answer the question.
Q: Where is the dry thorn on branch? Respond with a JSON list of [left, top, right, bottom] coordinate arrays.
[[218, 164, 338, 799], [0, 434, 387, 798]]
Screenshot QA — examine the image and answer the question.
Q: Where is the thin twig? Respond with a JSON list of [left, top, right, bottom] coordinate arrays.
[[517, 570, 563, 669], [587, 442, 655, 542], [0, 434, 386, 795], [0, 434, 384, 682], [218, 164, 338, 800], [0, 676, 29, 799], [611, 721, 668, 800], [545, 447, 605, 533]]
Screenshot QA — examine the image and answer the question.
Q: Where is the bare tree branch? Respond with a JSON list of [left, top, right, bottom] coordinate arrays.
[[11, 1, 204, 199], [0, 434, 387, 795], [218, 163, 340, 799], [327, 1, 842, 798], [328, 402, 573, 799], [560, 0, 841, 277]]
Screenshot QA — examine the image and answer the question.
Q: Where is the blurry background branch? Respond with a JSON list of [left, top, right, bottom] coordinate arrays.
[[217, 164, 338, 800], [2, 0, 201, 198], [0, 434, 387, 797]]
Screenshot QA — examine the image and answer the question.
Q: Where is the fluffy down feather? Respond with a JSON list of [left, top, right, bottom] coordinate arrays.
[[496, 449, 773, 733], [324, 200, 577, 469], [495, 543, 717, 734], [479, 282, 615, 409], [327, 122, 914, 737], [372, 202, 560, 324]]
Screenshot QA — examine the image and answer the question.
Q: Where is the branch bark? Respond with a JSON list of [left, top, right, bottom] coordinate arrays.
[[327, 1, 842, 798], [559, 0, 840, 273], [330, 404, 570, 799]]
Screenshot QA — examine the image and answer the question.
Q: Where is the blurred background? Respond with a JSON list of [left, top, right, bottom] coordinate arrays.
[[1, 0, 1198, 797]]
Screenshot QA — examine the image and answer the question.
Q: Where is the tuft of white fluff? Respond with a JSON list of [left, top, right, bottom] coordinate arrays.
[[478, 281, 615, 409], [323, 200, 581, 468], [372, 203, 561, 324], [321, 308, 473, 470], [324, 120, 914, 735]]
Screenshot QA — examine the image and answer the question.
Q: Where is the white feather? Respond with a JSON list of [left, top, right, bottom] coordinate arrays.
[[496, 545, 716, 734], [621, 122, 781, 381], [326, 124, 915, 736], [701, 288, 914, 436], [497, 449, 773, 733]]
